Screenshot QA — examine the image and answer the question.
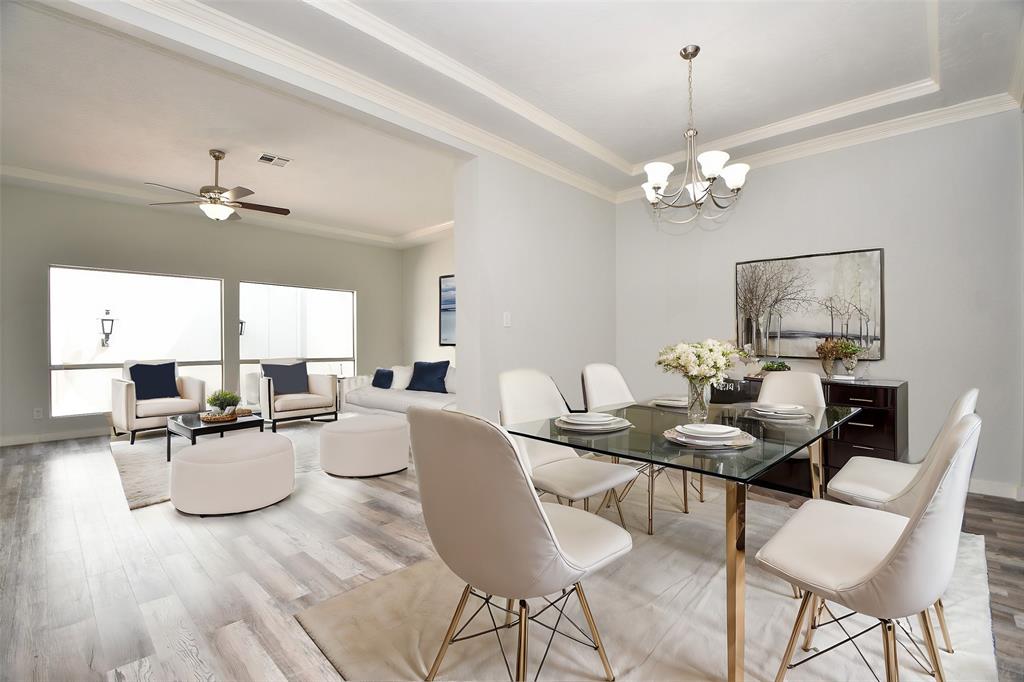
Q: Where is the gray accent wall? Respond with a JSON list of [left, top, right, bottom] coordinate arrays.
[[615, 110, 1024, 498], [0, 183, 404, 444]]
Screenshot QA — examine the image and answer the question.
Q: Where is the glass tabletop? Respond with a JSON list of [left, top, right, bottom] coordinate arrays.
[[505, 401, 860, 484]]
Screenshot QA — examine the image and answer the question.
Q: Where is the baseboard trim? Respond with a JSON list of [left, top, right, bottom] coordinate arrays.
[[969, 477, 1022, 501], [1, 426, 111, 447]]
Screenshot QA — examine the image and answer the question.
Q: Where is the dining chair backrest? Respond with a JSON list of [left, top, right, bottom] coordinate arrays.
[[850, 413, 981, 620], [498, 369, 569, 426], [408, 406, 584, 599], [582, 363, 636, 411], [757, 371, 826, 408], [884, 388, 979, 517]]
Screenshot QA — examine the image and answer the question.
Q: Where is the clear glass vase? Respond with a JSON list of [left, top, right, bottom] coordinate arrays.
[[688, 377, 710, 423]]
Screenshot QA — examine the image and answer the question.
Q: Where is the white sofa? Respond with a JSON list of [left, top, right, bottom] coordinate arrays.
[[112, 359, 206, 444], [341, 364, 457, 417]]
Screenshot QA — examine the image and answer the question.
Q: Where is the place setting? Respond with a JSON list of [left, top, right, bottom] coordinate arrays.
[[650, 396, 689, 409], [554, 411, 632, 433], [746, 402, 813, 422], [663, 422, 756, 451]]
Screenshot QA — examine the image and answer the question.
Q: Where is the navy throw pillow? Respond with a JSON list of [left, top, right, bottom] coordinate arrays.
[[407, 361, 450, 393], [129, 362, 179, 400], [262, 362, 309, 395], [372, 368, 394, 389]]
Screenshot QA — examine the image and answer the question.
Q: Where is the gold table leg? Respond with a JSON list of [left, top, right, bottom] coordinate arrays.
[[808, 439, 823, 499], [726, 482, 746, 682]]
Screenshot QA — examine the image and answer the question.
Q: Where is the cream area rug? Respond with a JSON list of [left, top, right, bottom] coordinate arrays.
[[109, 420, 327, 509], [296, 478, 996, 681]]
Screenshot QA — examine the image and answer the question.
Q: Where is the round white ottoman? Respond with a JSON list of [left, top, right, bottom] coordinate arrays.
[[320, 415, 409, 477], [170, 432, 295, 515]]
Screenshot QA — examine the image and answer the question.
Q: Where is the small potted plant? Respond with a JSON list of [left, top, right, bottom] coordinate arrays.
[[760, 360, 791, 373], [207, 390, 241, 415], [816, 338, 865, 378]]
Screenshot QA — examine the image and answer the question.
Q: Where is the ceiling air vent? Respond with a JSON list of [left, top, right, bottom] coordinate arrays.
[[257, 152, 291, 167]]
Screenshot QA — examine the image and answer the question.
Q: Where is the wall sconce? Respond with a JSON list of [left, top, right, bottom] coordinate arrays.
[[239, 319, 246, 336], [99, 309, 116, 347]]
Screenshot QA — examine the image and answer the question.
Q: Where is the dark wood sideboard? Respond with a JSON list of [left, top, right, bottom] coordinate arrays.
[[712, 376, 909, 498]]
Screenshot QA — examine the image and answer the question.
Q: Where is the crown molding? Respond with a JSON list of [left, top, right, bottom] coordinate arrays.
[[615, 93, 1020, 203], [637, 78, 940, 175], [302, 0, 634, 175], [0, 165, 451, 247], [62, 0, 617, 202]]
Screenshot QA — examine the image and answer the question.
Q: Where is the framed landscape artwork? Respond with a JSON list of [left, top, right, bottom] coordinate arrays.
[[735, 248, 884, 359], [439, 274, 456, 346]]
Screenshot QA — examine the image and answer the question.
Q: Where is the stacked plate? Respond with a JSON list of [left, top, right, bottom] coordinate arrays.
[[664, 423, 755, 449], [750, 403, 811, 420], [651, 396, 688, 409], [554, 412, 631, 433]]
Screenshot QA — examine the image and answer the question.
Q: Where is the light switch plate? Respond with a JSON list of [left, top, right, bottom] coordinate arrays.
[[502, 312, 512, 328], [33, 407, 44, 420]]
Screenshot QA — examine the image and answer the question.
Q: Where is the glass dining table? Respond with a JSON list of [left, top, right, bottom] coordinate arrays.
[[505, 400, 860, 682]]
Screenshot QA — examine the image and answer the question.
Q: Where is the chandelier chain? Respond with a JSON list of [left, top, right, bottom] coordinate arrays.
[[687, 59, 695, 130]]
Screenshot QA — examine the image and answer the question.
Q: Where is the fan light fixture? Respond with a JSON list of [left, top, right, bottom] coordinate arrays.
[[199, 202, 236, 221], [642, 45, 750, 228]]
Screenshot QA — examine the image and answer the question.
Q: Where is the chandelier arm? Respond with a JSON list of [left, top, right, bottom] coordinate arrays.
[[657, 196, 699, 210], [660, 210, 703, 225]]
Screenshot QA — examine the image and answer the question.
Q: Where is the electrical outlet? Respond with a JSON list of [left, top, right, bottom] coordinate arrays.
[[33, 407, 44, 420]]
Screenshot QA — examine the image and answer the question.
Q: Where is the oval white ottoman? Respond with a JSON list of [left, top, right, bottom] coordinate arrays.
[[320, 415, 409, 477], [170, 432, 295, 515]]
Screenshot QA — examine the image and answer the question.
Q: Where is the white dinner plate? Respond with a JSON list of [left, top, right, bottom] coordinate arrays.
[[561, 412, 617, 424], [752, 411, 812, 421], [678, 423, 740, 438], [751, 403, 804, 414], [555, 417, 631, 433], [652, 397, 688, 408], [664, 429, 755, 450]]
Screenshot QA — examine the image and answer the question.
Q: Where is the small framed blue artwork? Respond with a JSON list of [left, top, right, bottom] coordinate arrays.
[[439, 274, 456, 346]]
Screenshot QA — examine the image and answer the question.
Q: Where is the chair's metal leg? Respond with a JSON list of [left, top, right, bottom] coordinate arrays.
[[774, 592, 813, 682], [568, 499, 574, 508], [881, 619, 900, 682], [919, 610, 947, 682], [802, 596, 824, 651], [611, 490, 627, 528], [699, 473, 704, 502], [576, 582, 615, 682], [426, 584, 472, 681], [584, 497, 590, 512], [515, 599, 529, 682], [790, 583, 802, 599], [505, 598, 514, 628], [647, 460, 655, 535], [682, 471, 689, 513], [933, 599, 953, 653]]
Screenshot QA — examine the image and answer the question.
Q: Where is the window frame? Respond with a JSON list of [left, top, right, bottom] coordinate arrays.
[[47, 264, 225, 417], [238, 279, 357, 375]]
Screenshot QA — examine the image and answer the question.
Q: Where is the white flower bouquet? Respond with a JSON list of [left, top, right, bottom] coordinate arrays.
[[656, 338, 743, 421]]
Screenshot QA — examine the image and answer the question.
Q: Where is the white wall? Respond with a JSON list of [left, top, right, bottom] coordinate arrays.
[[455, 154, 617, 418], [0, 183, 404, 444], [401, 233, 456, 365], [615, 110, 1024, 498]]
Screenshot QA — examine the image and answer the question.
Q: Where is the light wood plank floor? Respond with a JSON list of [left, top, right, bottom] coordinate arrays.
[[1, 430, 1021, 681]]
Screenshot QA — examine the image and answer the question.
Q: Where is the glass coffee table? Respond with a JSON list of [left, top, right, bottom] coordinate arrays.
[[166, 413, 265, 461]]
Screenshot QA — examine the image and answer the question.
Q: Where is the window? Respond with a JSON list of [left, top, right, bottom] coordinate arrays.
[[49, 266, 223, 416], [239, 282, 355, 392]]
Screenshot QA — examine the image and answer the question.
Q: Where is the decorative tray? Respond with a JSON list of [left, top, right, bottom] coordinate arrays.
[[200, 412, 239, 424]]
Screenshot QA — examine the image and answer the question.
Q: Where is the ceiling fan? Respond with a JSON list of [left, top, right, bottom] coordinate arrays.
[[146, 149, 291, 221]]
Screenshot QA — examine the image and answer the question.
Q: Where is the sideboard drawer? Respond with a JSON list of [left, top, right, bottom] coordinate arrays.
[[831, 407, 895, 449], [828, 383, 892, 409], [825, 440, 895, 470]]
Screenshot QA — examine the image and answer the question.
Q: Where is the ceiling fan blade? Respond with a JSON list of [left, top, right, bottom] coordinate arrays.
[[227, 211, 242, 221], [145, 182, 202, 198], [237, 202, 290, 216], [222, 186, 254, 201], [149, 201, 200, 206]]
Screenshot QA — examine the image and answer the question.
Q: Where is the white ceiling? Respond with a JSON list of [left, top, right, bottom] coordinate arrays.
[[3, 0, 1022, 228], [1, 2, 460, 243]]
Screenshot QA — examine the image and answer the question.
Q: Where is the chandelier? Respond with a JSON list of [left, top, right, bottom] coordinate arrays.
[[642, 45, 750, 226]]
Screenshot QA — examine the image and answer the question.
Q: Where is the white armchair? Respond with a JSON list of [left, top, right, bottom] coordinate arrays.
[[111, 360, 206, 444], [257, 358, 338, 432]]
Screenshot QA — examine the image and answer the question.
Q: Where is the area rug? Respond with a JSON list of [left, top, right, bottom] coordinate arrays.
[[296, 478, 996, 681], [109, 421, 327, 509]]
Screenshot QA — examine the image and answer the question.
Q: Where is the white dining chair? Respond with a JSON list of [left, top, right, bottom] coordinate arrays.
[[826, 387, 979, 654], [756, 371, 827, 496], [581, 362, 696, 534], [409, 407, 632, 682], [498, 369, 638, 526], [757, 413, 982, 682]]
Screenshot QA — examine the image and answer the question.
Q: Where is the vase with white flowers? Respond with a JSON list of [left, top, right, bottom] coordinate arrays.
[[656, 338, 743, 422]]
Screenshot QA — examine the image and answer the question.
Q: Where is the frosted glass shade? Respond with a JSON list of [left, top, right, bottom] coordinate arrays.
[[199, 202, 235, 220], [641, 182, 659, 204], [644, 161, 674, 190], [697, 150, 730, 178], [685, 181, 711, 204], [720, 163, 750, 190]]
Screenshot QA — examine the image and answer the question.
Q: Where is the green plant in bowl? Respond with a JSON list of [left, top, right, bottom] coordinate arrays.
[[207, 390, 241, 411], [761, 360, 791, 372]]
